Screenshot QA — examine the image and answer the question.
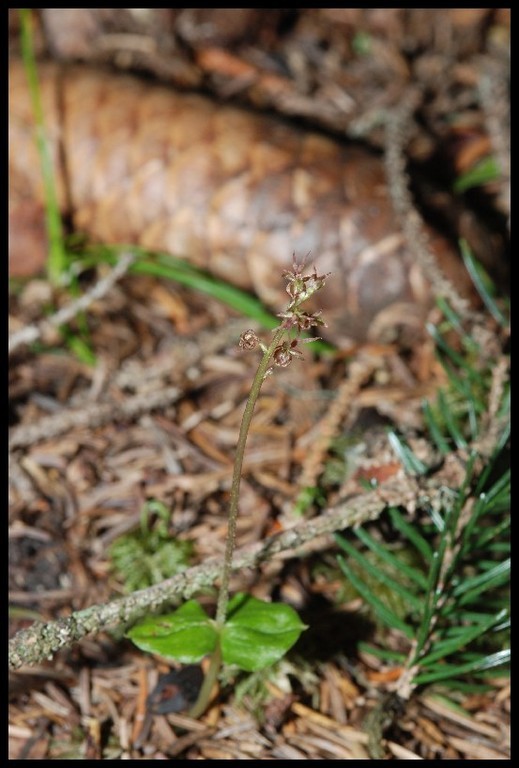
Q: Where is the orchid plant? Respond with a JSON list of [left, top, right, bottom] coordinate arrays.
[[127, 257, 329, 717]]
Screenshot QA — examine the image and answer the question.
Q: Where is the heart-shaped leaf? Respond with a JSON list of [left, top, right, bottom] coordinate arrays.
[[127, 600, 217, 663], [127, 595, 307, 671], [221, 594, 307, 671]]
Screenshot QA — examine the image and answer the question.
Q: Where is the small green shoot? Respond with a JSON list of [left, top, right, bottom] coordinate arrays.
[[18, 10, 96, 362]]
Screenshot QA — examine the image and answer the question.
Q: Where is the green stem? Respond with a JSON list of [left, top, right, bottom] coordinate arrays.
[[188, 639, 223, 719], [215, 326, 286, 626]]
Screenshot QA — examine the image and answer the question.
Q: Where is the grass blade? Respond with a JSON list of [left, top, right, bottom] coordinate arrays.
[[132, 255, 280, 328], [454, 155, 500, 193], [427, 324, 485, 385], [336, 535, 422, 612], [474, 428, 510, 494], [413, 547, 447, 660], [422, 400, 451, 455], [19, 9, 67, 285], [437, 390, 467, 449], [453, 558, 510, 602], [357, 642, 407, 664], [80, 247, 336, 352]]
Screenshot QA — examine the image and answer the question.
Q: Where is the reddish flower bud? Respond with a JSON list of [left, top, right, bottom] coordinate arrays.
[[273, 343, 293, 368]]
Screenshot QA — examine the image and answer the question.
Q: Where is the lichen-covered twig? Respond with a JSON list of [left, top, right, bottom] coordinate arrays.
[[10, 392, 509, 675], [12, 419, 506, 674], [7, 472, 418, 670]]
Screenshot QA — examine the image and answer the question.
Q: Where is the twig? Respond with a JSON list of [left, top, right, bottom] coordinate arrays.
[[297, 354, 378, 492], [9, 411, 506, 670], [384, 89, 475, 324], [9, 473, 419, 669], [9, 386, 181, 451], [9, 319, 248, 451], [477, 54, 510, 225], [8, 252, 138, 355]]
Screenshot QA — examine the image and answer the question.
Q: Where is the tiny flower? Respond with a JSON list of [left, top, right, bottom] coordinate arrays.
[[292, 267, 330, 306], [282, 255, 330, 305], [276, 308, 327, 333], [298, 310, 327, 331], [239, 329, 259, 350], [273, 341, 295, 368], [272, 338, 308, 368], [282, 255, 309, 300]]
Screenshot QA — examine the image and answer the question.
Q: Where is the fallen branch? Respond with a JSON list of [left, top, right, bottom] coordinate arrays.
[[9, 386, 182, 451], [384, 90, 475, 325], [9, 475, 418, 670]]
